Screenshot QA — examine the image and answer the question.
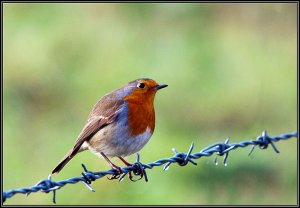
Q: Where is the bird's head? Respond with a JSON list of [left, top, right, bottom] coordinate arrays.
[[123, 78, 168, 104]]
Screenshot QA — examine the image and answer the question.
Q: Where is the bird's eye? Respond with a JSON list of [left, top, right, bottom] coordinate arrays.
[[137, 83, 145, 89]]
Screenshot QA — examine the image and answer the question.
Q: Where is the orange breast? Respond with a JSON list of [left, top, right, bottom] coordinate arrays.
[[124, 96, 155, 137]]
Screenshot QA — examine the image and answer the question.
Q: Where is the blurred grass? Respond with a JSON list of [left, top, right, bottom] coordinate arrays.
[[3, 3, 297, 205]]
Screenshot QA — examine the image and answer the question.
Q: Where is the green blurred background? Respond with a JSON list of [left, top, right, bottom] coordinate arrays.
[[3, 3, 297, 205]]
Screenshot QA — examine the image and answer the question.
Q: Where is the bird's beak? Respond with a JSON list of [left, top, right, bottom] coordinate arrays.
[[155, 84, 168, 90]]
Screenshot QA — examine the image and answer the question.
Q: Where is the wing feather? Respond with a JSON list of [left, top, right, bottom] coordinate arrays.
[[70, 99, 124, 157]]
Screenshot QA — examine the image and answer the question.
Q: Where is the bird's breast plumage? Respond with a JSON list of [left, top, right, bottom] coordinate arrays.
[[84, 101, 154, 157], [125, 100, 155, 137]]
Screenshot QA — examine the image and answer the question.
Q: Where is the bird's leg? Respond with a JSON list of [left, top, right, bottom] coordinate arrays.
[[100, 152, 122, 180], [118, 156, 144, 182], [118, 156, 132, 166]]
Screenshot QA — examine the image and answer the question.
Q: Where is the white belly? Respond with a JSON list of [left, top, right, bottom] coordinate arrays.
[[83, 120, 153, 158]]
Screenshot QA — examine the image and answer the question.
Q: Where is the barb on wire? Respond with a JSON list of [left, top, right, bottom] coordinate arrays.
[[2, 130, 297, 203]]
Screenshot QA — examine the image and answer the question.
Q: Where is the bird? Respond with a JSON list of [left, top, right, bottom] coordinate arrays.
[[51, 78, 167, 180]]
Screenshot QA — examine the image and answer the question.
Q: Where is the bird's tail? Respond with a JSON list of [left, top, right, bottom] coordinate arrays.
[[51, 150, 74, 174], [52, 145, 82, 174]]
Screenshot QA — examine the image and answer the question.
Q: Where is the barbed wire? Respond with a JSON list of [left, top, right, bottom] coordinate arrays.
[[2, 130, 297, 204]]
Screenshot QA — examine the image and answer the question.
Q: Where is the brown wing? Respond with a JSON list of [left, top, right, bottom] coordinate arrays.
[[70, 116, 110, 157], [71, 98, 125, 156], [52, 98, 124, 174]]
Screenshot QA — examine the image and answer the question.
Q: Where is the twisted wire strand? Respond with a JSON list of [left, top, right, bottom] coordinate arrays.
[[2, 130, 297, 203]]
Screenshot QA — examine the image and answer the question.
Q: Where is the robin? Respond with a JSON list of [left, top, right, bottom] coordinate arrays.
[[51, 78, 167, 180]]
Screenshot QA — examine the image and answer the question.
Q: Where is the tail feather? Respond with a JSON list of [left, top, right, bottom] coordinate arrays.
[[52, 145, 82, 174], [52, 150, 73, 174]]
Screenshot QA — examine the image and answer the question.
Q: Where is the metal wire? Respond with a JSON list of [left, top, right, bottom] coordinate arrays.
[[2, 130, 297, 203]]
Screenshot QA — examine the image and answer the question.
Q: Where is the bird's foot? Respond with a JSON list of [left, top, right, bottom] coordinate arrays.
[[100, 152, 123, 180], [118, 156, 144, 182], [100, 152, 145, 181], [107, 166, 122, 180]]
